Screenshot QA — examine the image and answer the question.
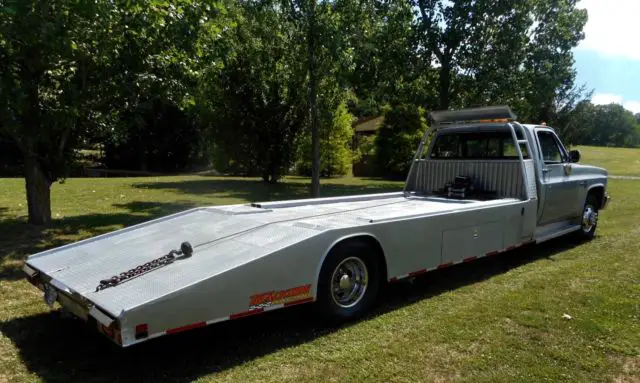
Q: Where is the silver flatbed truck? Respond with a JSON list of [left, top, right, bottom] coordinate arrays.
[[23, 106, 610, 347]]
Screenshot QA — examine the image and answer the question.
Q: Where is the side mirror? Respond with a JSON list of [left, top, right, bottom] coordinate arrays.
[[569, 150, 580, 163]]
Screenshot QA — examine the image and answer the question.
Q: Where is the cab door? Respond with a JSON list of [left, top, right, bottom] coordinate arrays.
[[535, 129, 580, 225]]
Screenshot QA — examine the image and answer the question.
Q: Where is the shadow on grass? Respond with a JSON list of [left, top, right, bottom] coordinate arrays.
[[1, 235, 585, 383], [133, 178, 402, 201], [0, 201, 196, 281]]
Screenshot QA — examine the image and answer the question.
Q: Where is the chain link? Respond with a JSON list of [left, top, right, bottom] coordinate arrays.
[[95, 242, 193, 292]]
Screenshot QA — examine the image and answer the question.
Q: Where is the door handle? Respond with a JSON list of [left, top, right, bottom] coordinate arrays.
[[579, 180, 587, 186], [542, 168, 549, 173]]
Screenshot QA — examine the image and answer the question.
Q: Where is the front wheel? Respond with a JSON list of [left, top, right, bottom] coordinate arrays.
[[577, 195, 599, 240], [315, 241, 381, 323]]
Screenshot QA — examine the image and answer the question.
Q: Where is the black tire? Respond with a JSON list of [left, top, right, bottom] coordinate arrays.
[[315, 241, 381, 323], [576, 194, 600, 240]]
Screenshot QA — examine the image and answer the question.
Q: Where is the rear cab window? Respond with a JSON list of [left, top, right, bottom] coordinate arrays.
[[429, 130, 530, 159]]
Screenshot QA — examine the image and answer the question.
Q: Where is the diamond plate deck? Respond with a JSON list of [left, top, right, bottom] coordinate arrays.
[[26, 194, 518, 316]]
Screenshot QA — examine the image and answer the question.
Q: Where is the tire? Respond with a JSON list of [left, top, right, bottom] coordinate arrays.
[[576, 194, 600, 240], [315, 241, 381, 323]]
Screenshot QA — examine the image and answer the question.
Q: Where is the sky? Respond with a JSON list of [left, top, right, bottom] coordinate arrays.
[[574, 0, 640, 114]]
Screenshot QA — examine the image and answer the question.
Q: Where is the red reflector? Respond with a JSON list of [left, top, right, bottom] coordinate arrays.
[[437, 262, 453, 269], [135, 324, 149, 339]]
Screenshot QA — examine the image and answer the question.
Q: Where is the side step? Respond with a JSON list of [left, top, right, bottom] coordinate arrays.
[[535, 221, 581, 244]]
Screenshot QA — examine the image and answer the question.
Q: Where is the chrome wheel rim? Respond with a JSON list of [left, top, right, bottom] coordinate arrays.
[[330, 257, 368, 308], [582, 205, 598, 233]]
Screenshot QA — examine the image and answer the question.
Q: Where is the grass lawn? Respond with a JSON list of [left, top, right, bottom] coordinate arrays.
[[574, 145, 640, 176], [1, 165, 639, 382]]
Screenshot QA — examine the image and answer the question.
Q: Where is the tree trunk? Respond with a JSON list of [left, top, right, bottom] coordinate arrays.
[[308, 0, 321, 198], [537, 103, 552, 125], [439, 53, 451, 110], [24, 154, 52, 225]]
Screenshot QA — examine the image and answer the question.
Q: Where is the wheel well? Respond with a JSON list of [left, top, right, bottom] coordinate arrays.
[[326, 235, 388, 282], [587, 187, 604, 208]]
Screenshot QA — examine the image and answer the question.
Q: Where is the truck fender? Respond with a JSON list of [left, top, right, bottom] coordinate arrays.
[[585, 184, 606, 207], [313, 232, 388, 297]]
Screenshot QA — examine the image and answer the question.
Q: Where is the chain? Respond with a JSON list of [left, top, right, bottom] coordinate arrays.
[[95, 242, 193, 292]]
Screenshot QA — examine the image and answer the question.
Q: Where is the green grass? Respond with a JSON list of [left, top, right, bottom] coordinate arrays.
[[1, 173, 639, 382], [574, 145, 640, 176]]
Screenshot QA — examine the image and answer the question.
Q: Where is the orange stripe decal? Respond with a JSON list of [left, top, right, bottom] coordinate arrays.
[[284, 297, 314, 307]]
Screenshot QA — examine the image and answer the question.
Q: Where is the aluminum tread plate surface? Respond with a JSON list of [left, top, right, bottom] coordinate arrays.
[[28, 195, 518, 315]]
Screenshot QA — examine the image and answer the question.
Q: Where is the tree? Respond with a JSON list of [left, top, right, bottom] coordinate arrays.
[[591, 104, 640, 147], [548, 85, 593, 146], [0, 1, 117, 224], [341, 0, 423, 108], [321, 101, 355, 177], [374, 105, 428, 179], [0, 0, 234, 224], [281, 0, 361, 192], [103, 1, 235, 172], [206, 1, 308, 182], [565, 102, 640, 147], [283, 0, 332, 195], [561, 98, 596, 146], [414, 0, 528, 110], [295, 100, 355, 177], [306, 0, 321, 196], [520, 0, 588, 123], [412, 0, 587, 116], [103, 99, 199, 172]]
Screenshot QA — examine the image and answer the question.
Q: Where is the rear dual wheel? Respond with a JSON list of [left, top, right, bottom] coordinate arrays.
[[316, 241, 381, 322]]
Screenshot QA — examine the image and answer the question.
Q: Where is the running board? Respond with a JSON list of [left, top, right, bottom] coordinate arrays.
[[535, 221, 581, 244]]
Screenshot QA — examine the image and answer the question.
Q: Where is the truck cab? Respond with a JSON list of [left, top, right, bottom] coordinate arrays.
[[405, 106, 610, 243], [526, 125, 608, 232]]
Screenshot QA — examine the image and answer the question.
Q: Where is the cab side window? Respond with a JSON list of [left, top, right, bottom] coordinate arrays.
[[536, 131, 566, 164]]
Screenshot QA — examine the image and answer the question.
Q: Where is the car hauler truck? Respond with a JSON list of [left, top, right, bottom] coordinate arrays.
[[22, 106, 610, 347]]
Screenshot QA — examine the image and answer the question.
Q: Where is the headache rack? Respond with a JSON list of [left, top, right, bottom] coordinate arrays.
[[403, 105, 533, 199]]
